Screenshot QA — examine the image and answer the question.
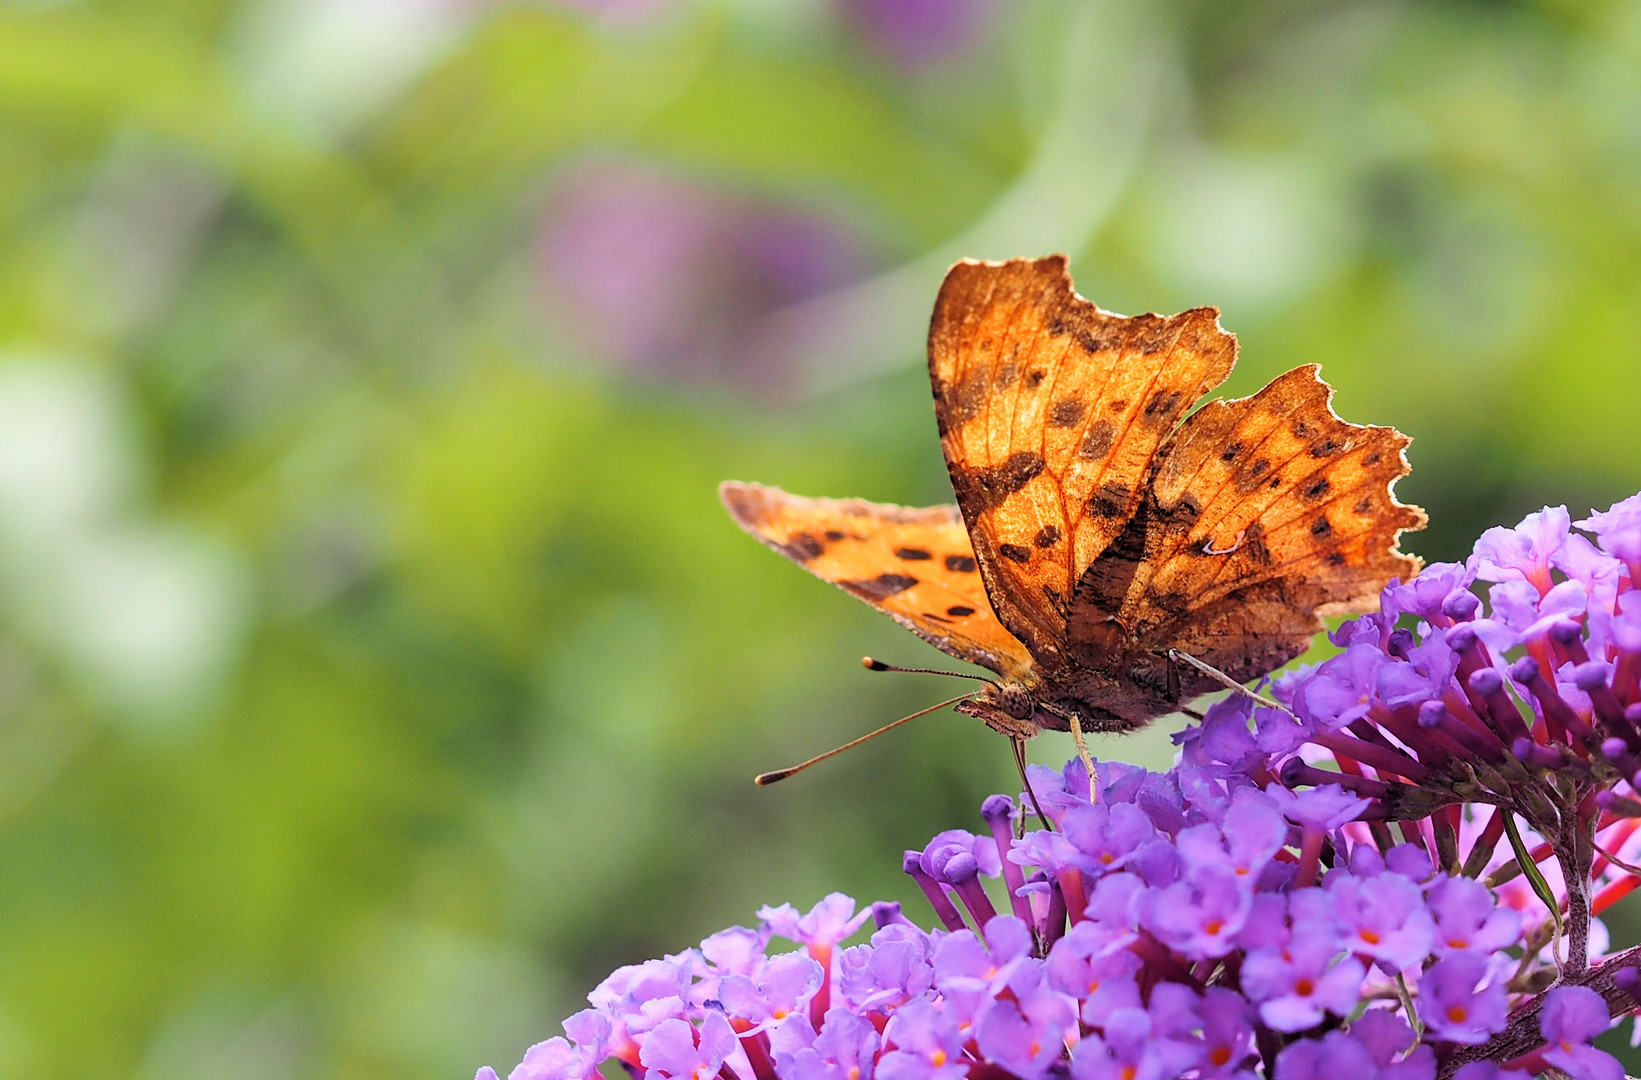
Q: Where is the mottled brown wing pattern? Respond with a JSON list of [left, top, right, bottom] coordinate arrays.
[[1072, 365, 1424, 671], [718, 482, 1035, 678], [927, 256, 1237, 664]]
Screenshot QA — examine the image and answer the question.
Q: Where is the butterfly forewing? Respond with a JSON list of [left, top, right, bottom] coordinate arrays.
[[927, 256, 1237, 665], [718, 482, 1035, 678]]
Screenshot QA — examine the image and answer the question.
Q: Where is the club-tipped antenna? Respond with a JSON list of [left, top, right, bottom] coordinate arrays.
[[862, 656, 997, 684], [755, 692, 976, 786]]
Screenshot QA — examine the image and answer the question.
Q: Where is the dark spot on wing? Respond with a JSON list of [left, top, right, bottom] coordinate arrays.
[[1301, 478, 1330, 502], [841, 573, 919, 600], [1086, 480, 1129, 518], [1364, 451, 1382, 466], [1169, 494, 1203, 531], [1243, 521, 1273, 565], [999, 544, 1032, 563], [1075, 328, 1113, 354], [824, 530, 846, 541], [952, 451, 1046, 513], [1140, 388, 1185, 428], [1235, 458, 1272, 494], [1048, 399, 1087, 427], [1108, 398, 1128, 412], [779, 533, 825, 562], [946, 605, 976, 617], [1310, 437, 1345, 458], [1068, 502, 1153, 623], [922, 611, 951, 624], [1327, 552, 1347, 566], [1311, 517, 1332, 536], [994, 361, 1019, 391], [1269, 476, 1282, 489], [939, 365, 990, 428], [1354, 497, 1374, 515], [1034, 525, 1062, 548], [1079, 420, 1116, 460], [945, 554, 977, 573], [1028, 369, 1046, 387], [894, 547, 933, 561], [1220, 442, 1243, 462], [1292, 420, 1316, 440]]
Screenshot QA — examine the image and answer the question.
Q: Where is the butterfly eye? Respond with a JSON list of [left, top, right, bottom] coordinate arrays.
[[997, 684, 1035, 720]]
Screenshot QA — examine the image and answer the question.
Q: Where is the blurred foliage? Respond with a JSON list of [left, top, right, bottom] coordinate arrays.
[[1, 0, 1641, 1076]]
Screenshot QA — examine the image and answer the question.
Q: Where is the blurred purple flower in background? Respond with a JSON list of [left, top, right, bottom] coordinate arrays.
[[537, 0, 679, 25], [834, 0, 997, 71], [536, 162, 871, 396]]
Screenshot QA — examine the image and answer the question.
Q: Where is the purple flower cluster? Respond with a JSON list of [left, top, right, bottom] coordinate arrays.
[[1182, 495, 1641, 970], [475, 758, 1630, 1080], [477, 495, 1641, 1080]]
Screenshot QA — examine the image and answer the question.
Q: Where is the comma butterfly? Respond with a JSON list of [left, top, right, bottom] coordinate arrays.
[[722, 256, 1425, 765]]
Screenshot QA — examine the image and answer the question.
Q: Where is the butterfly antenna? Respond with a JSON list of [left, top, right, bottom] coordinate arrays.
[[755, 692, 977, 786], [862, 657, 998, 685]]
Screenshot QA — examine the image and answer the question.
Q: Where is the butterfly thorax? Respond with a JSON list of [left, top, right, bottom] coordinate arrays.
[[957, 646, 1186, 739], [961, 628, 1297, 739]]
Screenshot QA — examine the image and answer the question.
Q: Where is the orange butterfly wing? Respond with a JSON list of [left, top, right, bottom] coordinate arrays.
[[1086, 365, 1426, 679], [926, 256, 1237, 664], [718, 482, 1035, 679]]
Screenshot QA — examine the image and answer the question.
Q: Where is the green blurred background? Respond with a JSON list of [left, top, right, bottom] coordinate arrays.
[[2, 0, 1641, 1075]]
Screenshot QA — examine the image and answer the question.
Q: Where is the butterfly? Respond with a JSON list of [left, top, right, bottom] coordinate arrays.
[[722, 255, 1425, 759]]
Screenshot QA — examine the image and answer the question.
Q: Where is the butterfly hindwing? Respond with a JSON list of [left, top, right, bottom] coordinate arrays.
[[1073, 364, 1424, 671], [927, 256, 1238, 665], [718, 482, 1035, 678]]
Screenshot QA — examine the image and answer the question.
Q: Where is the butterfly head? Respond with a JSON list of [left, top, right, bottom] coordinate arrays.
[[955, 681, 1046, 741]]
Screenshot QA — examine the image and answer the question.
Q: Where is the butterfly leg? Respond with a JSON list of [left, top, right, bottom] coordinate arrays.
[[1166, 649, 1297, 719], [1033, 699, 1099, 804], [1067, 713, 1099, 805]]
